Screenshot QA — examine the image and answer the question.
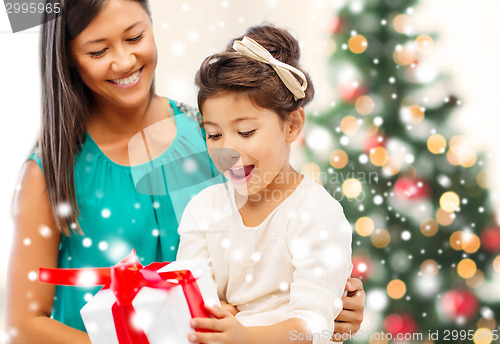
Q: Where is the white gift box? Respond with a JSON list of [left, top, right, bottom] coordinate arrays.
[[80, 258, 219, 344]]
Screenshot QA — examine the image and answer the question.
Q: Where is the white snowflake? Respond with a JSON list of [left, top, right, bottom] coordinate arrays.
[[98, 241, 108, 251], [38, 225, 52, 238], [57, 202, 72, 217], [101, 208, 111, 218]]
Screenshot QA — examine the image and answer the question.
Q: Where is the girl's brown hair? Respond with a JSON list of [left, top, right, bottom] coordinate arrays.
[[39, 0, 151, 235], [195, 24, 315, 121]]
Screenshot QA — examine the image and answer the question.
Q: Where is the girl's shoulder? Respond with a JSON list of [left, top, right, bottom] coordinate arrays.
[[293, 175, 344, 213]]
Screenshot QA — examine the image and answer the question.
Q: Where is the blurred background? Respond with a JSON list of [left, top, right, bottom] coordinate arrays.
[[1, 0, 500, 343]]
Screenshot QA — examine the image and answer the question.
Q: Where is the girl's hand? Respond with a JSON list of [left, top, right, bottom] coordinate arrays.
[[188, 304, 249, 344], [331, 277, 365, 342], [220, 300, 239, 316]]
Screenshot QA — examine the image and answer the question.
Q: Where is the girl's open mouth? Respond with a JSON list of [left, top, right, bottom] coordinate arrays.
[[228, 165, 254, 184]]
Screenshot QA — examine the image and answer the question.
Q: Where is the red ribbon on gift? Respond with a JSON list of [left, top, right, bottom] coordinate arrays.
[[39, 250, 210, 344]]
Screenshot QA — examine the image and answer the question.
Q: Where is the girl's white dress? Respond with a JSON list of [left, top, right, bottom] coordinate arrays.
[[177, 174, 352, 344]]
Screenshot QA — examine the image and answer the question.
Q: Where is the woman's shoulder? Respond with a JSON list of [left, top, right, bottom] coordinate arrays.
[[170, 99, 201, 123], [27, 149, 43, 172]]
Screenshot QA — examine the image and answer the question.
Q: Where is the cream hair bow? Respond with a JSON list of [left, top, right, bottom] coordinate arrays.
[[232, 36, 307, 100]]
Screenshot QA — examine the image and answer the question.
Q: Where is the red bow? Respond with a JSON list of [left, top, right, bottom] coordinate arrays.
[[39, 250, 209, 344]]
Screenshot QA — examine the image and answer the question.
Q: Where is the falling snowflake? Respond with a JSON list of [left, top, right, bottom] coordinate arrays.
[[98, 241, 108, 251], [76, 270, 98, 286], [28, 271, 37, 281], [101, 208, 111, 218], [38, 225, 52, 238], [57, 202, 72, 217]]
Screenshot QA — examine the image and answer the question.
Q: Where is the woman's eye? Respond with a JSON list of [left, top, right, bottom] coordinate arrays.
[[89, 49, 107, 58], [207, 133, 222, 140], [239, 130, 256, 137], [127, 33, 144, 42]]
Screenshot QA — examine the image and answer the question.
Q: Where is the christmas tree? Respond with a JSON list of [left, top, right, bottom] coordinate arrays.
[[302, 1, 500, 343]]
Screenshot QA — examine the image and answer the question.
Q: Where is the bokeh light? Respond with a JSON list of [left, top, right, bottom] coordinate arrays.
[[340, 115, 360, 135], [401, 105, 425, 124], [466, 269, 484, 288], [387, 279, 406, 299], [440, 191, 460, 213], [393, 14, 411, 34], [474, 328, 493, 344], [371, 228, 391, 248], [355, 216, 375, 237], [420, 218, 439, 237], [370, 147, 389, 166], [449, 231, 463, 251], [457, 258, 477, 279], [329, 150, 348, 169], [450, 135, 477, 168], [436, 208, 455, 226], [493, 255, 500, 273], [355, 95, 375, 115], [477, 316, 496, 331], [393, 44, 417, 66], [343, 178, 362, 198], [348, 34, 368, 54], [476, 170, 489, 189], [415, 35, 434, 54], [427, 134, 447, 154], [447, 149, 460, 166], [461, 232, 481, 254], [382, 156, 401, 176], [420, 259, 439, 277]]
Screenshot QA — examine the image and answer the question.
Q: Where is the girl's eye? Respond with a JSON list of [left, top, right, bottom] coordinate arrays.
[[207, 133, 222, 140], [239, 130, 256, 137], [127, 33, 144, 43], [89, 49, 107, 58]]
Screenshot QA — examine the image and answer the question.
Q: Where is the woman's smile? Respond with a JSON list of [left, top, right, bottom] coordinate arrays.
[[108, 66, 143, 88]]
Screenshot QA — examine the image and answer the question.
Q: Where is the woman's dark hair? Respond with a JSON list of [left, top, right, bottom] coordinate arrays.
[[39, 0, 151, 235], [195, 24, 315, 121]]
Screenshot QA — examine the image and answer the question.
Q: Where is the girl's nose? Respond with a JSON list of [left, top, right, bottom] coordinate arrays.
[[211, 148, 240, 171], [111, 47, 137, 74]]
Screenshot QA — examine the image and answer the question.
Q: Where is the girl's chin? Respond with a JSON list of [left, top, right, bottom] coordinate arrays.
[[233, 184, 265, 200]]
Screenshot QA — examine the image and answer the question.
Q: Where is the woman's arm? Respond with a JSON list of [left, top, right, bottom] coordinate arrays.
[[6, 161, 91, 344]]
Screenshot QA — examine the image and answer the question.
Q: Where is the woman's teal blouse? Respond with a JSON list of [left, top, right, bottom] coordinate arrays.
[[29, 100, 223, 331]]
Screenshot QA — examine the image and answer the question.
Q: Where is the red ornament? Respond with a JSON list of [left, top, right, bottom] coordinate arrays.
[[394, 177, 430, 200], [330, 16, 347, 35], [480, 226, 500, 253], [338, 82, 367, 103], [351, 255, 371, 280], [441, 289, 479, 321], [384, 313, 417, 336], [364, 134, 386, 153]]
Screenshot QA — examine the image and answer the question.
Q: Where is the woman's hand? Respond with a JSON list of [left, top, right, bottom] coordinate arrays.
[[188, 304, 250, 344], [220, 300, 239, 316], [331, 277, 365, 342]]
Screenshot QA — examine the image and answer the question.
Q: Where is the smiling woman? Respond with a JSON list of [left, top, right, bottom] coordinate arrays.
[[68, 0, 157, 109], [5, 0, 219, 342]]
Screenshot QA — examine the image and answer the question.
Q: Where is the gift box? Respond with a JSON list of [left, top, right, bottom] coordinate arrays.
[[39, 250, 220, 344]]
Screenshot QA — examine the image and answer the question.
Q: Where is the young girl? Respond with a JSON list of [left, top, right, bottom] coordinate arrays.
[[6, 1, 362, 343], [176, 25, 353, 344]]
